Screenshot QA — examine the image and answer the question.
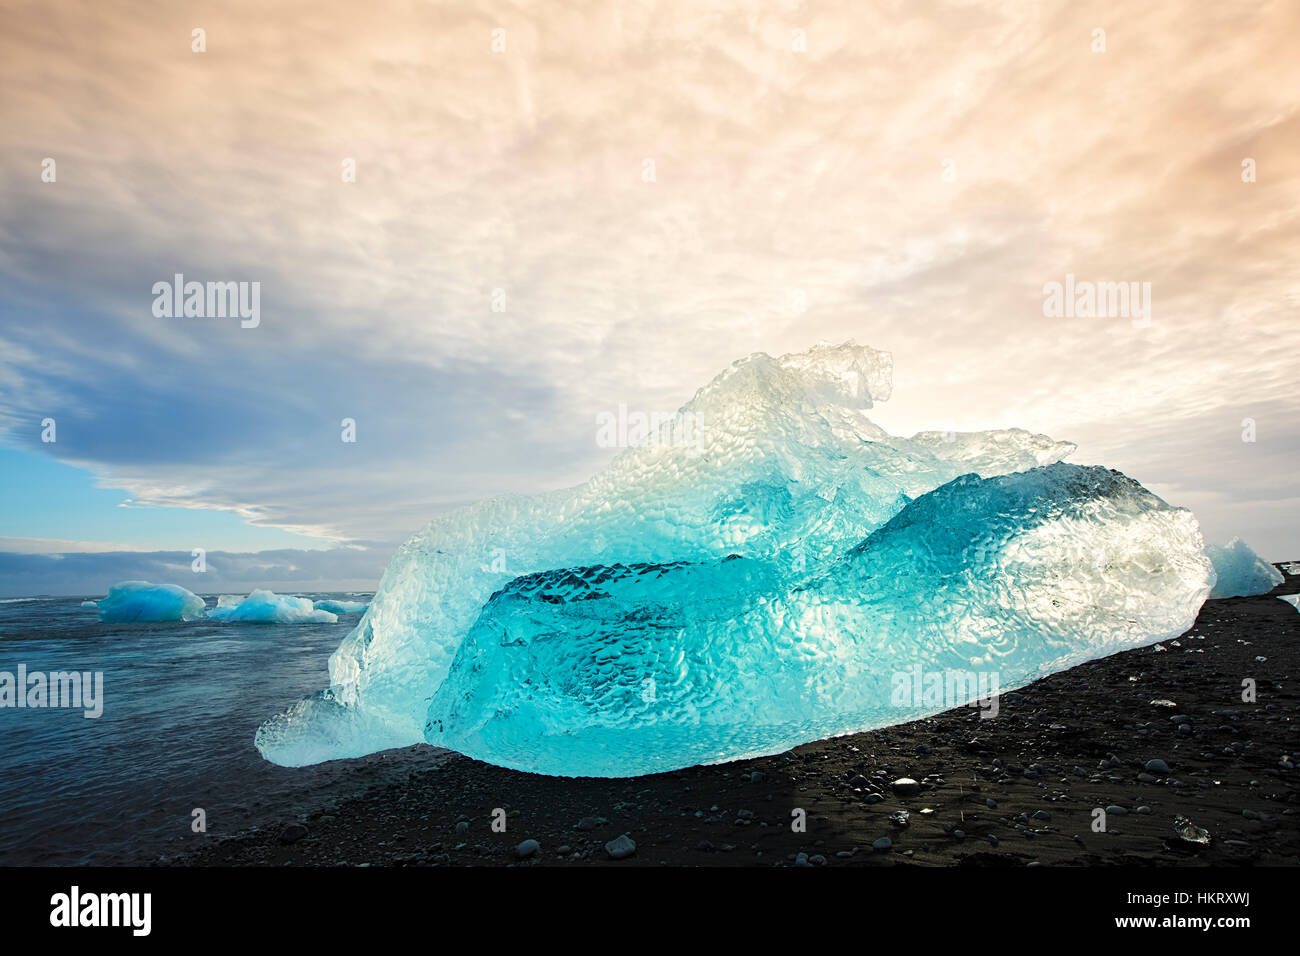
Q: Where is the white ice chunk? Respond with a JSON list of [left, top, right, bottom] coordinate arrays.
[[1207, 538, 1284, 598], [208, 590, 337, 624]]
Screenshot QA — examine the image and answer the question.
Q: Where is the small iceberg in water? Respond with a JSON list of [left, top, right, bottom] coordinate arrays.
[[207, 589, 338, 624], [93, 581, 207, 622], [314, 599, 369, 615]]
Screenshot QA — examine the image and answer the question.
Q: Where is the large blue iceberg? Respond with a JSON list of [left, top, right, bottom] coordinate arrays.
[[256, 343, 1214, 775], [95, 581, 207, 623]]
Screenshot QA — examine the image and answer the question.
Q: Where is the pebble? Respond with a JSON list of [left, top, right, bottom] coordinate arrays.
[[604, 834, 637, 860], [515, 839, 540, 859], [872, 837, 893, 851], [891, 777, 920, 796], [1144, 759, 1171, 774], [278, 823, 308, 845]]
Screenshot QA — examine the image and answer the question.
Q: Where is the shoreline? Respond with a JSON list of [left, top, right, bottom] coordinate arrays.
[[173, 580, 1299, 867]]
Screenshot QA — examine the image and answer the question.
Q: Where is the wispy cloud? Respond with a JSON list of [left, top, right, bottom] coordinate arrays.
[[1, 0, 1297, 581], [0, 546, 391, 598]]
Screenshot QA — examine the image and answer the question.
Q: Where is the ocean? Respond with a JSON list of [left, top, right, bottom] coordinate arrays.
[[0, 594, 442, 865]]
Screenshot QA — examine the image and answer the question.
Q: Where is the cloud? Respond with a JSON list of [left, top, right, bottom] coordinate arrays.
[[0, 546, 393, 598], [0, 1, 1297, 566], [0, 537, 138, 555]]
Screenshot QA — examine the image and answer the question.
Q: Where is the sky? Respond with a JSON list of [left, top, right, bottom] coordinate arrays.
[[1, 0, 1297, 595]]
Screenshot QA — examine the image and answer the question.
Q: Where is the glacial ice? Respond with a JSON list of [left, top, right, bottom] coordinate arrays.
[[1206, 538, 1283, 598], [1279, 594, 1300, 612], [207, 590, 338, 624], [315, 599, 370, 615], [95, 581, 207, 623], [255, 342, 1213, 774], [431, 465, 1211, 775]]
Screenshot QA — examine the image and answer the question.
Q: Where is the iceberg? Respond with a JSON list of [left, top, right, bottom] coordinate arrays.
[[1279, 594, 1300, 612], [430, 465, 1211, 776], [314, 599, 370, 615], [1206, 538, 1283, 598], [94, 581, 207, 623], [208, 590, 338, 624], [256, 342, 1213, 774]]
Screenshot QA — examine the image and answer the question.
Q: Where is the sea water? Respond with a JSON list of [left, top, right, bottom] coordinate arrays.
[[0, 594, 442, 865]]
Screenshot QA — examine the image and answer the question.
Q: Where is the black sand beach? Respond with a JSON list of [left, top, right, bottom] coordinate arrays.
[[174, 574, 1299, 868]]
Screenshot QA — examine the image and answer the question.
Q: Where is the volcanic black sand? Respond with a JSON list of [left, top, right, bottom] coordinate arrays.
[[174, 572, 1299, 867]]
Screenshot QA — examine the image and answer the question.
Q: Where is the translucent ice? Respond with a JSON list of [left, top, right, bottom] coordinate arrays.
[[1279, 594, 1300, 612], [314, 599, 370, 615], [208, 590, 338, 624], [427, 464, 1211, 775], [94, 581, 207, 623], [1206, 538, 1283, 598], [256, 342, 1210, 772]]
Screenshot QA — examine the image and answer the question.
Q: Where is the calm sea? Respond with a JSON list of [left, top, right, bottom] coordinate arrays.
[[0, 594, 444, 865]]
